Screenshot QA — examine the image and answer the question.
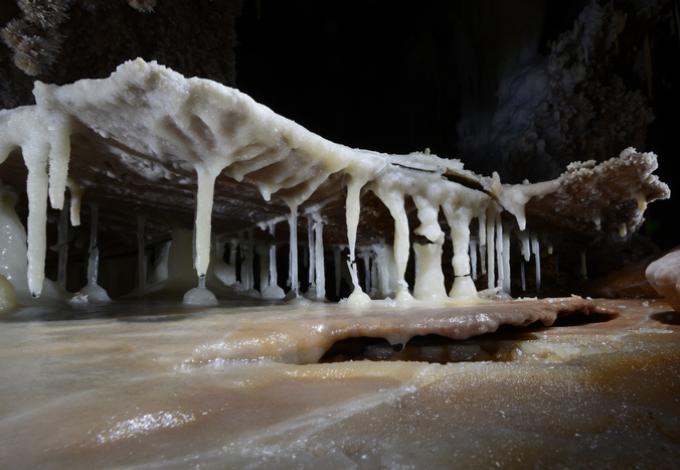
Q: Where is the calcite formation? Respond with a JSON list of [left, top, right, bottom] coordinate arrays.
[[646, 249, 680, 311], [0, 274, 15, 313], [0, 59, 676, 469], [187, 296, 615, 364], [0, 59, 671, 307]]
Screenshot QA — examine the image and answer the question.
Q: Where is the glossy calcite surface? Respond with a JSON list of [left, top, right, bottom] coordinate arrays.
[[0, 298, 678, 468], [0, 59, 670, 304], [647, 249, 680, 311]]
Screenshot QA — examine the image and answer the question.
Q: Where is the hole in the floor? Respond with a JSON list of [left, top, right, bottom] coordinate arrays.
[[551, 310, 619, 327], [319, 333, 537, 364], [317, 309, 620, 364], [651, 311, 680, 325]]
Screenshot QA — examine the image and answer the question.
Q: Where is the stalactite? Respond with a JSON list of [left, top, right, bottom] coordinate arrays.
[[87, 205, 99, 286], [211, 240, 236, 287], [257, 244, 267, 293], [72, 203, 111, 303], [443, 204, 476, 298], [268, 244, 278, 288], [182, 162, 218, 307], [469, 238, 478, 280], [23, 142, 49, 297], [519, 231, 531, 262], [333, 246, 342, 298], [495, 216, 504, 290], [581, 251, 588, 280], [243, 229, 254, 291], [287, 206, 299, 297], [486, 207, 496, 290], [137, 215, 146, 293], [236, 237, 244, 288], [260, 220, 285, 301], [360, 250, 371, 294], [502, 228, 511, 294], [413, 241, 447, 300], [312, 211, 325, 300], [306, 214, 315, 293], [531, 234, 541, 293], [0, 58, 668, 310], [373, 187, 411, 301], [46, 115, 72, 212], [478, 214, 487, 275], [57, 206, 69, 290], [193, 166, 219, 281], [369, 249, 379, 296], [345, 176, 371, 304], [372, 243, 391, 298], [66, 178, 82, 227]]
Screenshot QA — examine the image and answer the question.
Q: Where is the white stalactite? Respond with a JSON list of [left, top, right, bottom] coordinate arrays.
[[46, 114, 72, 211], [0, 59, 651, 308], [307, 215, 315, 292], [470, 238, 478, 280], [312, 211, 325, 300], [193, 166, 219, 280], [373, 186, 411, 301], [87, 205, 99, 286], [360, 250, 371, 294], [260, 229, 285, 300], [57, 206, 69, 290], [23, 142, 49, 297], [531, 234, 541, 293], [345, 176, 371, 304], [519, 231, 531, 262], [74, 204, 110, 302], [495, 216, 504, 290], [486, 207, 496, 290], [333, 246, 342, 298], [413, 242, 447, 301], [502, 227, 511, 294], [443, 204, 476, 298], [137, 215, 146, 293], [243, 229, 254, 291], [66, 178, 82, 226], [288, 206, 299, 296], [478, 214, 487, 275]]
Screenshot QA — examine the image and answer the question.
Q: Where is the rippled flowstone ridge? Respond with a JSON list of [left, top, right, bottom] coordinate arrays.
[[0, 298, 678, 468], [0, 59, 670, 306]]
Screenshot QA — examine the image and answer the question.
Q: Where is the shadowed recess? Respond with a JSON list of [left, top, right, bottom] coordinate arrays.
[[651, 311, 680, 325], [318, 308, 620, 363]]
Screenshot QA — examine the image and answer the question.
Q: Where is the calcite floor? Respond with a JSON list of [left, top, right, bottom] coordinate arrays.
[[0, 298, 678, 468]]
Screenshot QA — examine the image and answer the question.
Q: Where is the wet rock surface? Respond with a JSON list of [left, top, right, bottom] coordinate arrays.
[[0, 298, 678, 468], [646, 249, 680, 311]]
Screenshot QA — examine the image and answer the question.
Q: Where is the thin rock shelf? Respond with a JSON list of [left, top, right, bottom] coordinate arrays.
[[0, 59, 670, 306]]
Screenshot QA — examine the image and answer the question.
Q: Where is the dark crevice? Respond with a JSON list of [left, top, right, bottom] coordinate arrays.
[[551, 310, 619, 327], [318, 309, 620, 364], [319, 333, 535, 364], [651, 311, 680, 325]]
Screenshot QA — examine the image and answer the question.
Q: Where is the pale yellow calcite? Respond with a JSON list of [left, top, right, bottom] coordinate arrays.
[[0, 298, 677, 468], [0, 274, 16, 313]]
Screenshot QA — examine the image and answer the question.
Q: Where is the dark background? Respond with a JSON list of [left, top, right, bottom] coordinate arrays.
[[234, 0, 679, 250]]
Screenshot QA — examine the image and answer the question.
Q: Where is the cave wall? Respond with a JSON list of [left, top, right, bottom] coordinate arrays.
[[0, 0, 242, 108]]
